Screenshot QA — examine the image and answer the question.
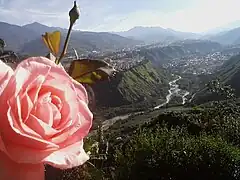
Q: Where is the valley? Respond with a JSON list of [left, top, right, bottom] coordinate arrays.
[[91, 75, 190, 135], [2, 20, 240, 180], [2, 22, 239, 125]]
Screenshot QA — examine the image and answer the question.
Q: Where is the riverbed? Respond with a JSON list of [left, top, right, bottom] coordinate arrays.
[[97, 75, 190, 131], [154, 75, 189, 109]]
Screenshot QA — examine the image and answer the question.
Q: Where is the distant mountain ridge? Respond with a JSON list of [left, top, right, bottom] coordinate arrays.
[[0, 22, 38, 51], [117, 24, 240, 46], [201, 19, 240, 45], [0, 21, 142, 55], [114, 26, 201, 43], [23, 22, 68, 35], [205, 20, 240, 35], [205, 27, 240, 45], [2, 21, 240, 56]]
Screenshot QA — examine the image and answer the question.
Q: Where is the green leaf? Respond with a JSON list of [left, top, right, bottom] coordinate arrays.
[[68, 59, 116, 85]]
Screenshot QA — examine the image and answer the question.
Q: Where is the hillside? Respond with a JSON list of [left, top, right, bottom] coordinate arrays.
[[21, 30, 142, 55], [206, 27, 240, 45], [23, 22, 67, 34], [205, 20, 240, 34], [0, 22, 38, 51], [114, 26, 200, 43], [92, 60, 171, 107], [57, 99, 240, 180], [0, 22, 142, 55], [137, 40, 222, 65], [169, 40, 222, 54], [192, 54, 240, 104]]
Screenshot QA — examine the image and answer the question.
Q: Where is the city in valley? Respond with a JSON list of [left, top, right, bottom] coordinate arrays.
[[2, 1, 240, 178]]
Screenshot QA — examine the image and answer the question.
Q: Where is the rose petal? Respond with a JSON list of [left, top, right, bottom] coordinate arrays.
[[2, 136, 58, 164], [21, 93, 34, 121], [0, 108, 59, 163], [0, 64, 50, 106], [41, 79, 76, 102], [25, 75, 46, 105], [50, 103, 62, 128], [18, 57, 74, 85], [34, 93, 53, 125], [0, 135, 6, 153], [7, 98, 42, 139], [72, 79, 89, 103], [51, 100, 93, 145], [18, 57, 89, 104], [0, 151, 45, 180], [26, 114, 59, 138], [0, 60, 13, 95], [51, 95, 62, 110], [0, 60, 13, 79], [0, 57, 93, 168], [61, 102, 78, 126], [44, 140, 89, 169]]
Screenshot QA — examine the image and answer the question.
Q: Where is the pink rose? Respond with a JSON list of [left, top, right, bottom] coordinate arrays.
[[0, 57, 93, 179]]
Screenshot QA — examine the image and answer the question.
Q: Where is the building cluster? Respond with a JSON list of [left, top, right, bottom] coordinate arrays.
[[62, 44, 240, 75], [164, 52, 239, 75]]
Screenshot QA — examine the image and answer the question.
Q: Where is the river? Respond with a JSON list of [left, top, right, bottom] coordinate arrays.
[[154, 75, 189, 109], [100, 75, 190, 131]]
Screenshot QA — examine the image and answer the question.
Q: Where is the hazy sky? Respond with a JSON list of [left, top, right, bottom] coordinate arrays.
[[0, 0, 239, 33]]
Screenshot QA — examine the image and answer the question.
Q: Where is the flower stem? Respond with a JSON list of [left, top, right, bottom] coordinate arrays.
[[56, 22, 73, 65]]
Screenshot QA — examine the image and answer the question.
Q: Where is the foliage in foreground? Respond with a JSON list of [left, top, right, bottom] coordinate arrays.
[[47, 103, 240, 180], [114, 127, 240, 180]]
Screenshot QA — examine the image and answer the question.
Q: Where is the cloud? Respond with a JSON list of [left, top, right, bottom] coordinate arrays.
[[0, 0, 72, 26], [164, 0, 240, 32], [0, 0, 239, 32], [102, 0, 240, 33]]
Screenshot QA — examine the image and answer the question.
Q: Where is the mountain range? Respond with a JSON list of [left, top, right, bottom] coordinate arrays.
[[0, 21, 142, 55], [114, 26, 200, 43], [204, 20, 240, 35], [1, 21, 240, 56], [204, 27, 240, 45], [113, 23, 240, 45]]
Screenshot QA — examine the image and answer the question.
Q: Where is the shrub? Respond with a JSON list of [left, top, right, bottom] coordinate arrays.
[[215, 116, 240, 147], [113, 126, 240, 180]]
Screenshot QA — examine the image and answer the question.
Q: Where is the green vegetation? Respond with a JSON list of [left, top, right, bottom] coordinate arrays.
[[114, 128, 240, 180], [45, 101, 240, 180], [93, 60, 172, 107], [171, 39, 222, 54], [192, 54, 240, 104], [118, 60, 170, 102], [177, 73, 213, 93]]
